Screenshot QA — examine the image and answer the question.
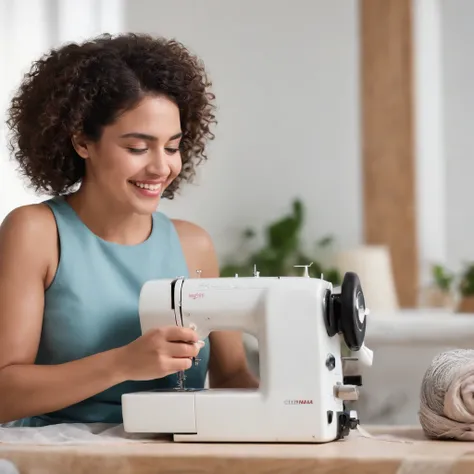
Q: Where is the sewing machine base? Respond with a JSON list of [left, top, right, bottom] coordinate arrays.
[[122, 389, 359, 443]]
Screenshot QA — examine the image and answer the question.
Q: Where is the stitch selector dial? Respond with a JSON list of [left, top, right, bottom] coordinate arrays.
[[324, 272, 368, 350]]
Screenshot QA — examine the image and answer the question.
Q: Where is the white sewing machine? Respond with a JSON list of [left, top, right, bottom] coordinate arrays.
[[122, 269, 373, 443]]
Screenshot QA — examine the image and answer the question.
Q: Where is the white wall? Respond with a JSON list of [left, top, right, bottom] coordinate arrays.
[[0, 0, 54, 215], [0, 0, 125, 219], [441, 0, 474, 274], [125, 0, 363, 262], [413, 0, 446, 286]]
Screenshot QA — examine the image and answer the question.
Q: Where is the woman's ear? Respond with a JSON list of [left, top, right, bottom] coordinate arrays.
[[71, 134, 90, 159]]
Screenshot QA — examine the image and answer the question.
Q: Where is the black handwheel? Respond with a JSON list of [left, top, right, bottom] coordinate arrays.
[[323, 289, 338, 337], [340, 272, 367, 351]]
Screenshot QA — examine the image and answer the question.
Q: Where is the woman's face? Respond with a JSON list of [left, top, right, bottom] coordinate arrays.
[[74, 94, 183, 215]]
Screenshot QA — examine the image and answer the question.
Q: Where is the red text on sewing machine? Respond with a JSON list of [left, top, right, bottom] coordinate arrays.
[[283, 399, 314, 405], [188, 292, 205, 299]]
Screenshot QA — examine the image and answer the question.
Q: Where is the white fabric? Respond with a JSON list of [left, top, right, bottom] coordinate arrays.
[[0, 423, 157, 445]]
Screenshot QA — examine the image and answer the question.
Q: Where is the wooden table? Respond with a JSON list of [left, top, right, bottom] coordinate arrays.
[[1, 426, 474, 474]]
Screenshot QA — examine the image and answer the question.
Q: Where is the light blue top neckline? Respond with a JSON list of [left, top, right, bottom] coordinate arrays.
[[56, 195, 157, 249]]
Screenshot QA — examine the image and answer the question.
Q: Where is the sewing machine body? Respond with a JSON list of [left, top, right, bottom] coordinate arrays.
[[122, 273, 371, 443]]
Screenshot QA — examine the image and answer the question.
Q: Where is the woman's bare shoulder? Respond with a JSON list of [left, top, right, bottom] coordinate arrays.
[[0, 203, 58, 284], [171, 219, 218, 275], [0, 203, 57, 240], [171, 219, 214, 250]]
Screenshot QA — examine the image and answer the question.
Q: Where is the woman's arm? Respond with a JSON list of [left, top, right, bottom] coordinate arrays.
[[173, 220, 259, 389], [0, 206, 128, 423], [207, 331, 259, 388]]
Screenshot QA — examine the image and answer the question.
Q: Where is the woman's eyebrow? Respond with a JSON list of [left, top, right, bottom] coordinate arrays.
[[119, 132, 182, 141]]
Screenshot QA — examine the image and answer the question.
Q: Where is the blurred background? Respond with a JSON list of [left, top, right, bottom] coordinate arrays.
[[1, 0, 474, 427]]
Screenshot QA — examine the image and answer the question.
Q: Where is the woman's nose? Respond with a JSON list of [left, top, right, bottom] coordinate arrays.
[[147, 150, 170, 176]]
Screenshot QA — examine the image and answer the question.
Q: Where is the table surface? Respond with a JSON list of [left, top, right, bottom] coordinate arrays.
[[2, 426, 474, 474]]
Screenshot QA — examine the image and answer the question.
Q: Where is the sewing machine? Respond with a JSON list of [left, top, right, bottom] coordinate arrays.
[[122, 268, 373, 443]]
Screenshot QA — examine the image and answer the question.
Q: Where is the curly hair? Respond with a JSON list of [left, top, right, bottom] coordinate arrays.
[[5, 33, 216, 199]]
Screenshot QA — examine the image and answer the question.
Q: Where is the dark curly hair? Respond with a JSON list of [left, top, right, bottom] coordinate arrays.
[[5, 33, 216, 199]]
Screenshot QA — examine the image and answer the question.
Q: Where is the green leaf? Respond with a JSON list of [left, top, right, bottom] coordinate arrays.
[[431, 263, 454, 291], [459, 262, 474, 296], [219, 198, 339, 280], [243, 228, 256, 239], [316, 235, 334, 248]]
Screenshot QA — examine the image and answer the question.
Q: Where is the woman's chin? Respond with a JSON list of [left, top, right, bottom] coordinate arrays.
[[129, 195, 162, 215]]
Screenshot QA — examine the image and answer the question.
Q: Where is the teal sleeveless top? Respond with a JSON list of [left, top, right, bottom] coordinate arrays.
[[12, 196, 210, 427]]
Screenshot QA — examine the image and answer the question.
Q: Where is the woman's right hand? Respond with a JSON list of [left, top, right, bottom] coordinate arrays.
[[116, 326, 205, 381]]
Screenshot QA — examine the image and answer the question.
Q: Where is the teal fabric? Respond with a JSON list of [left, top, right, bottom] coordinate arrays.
[[11, 196, 209, 427]]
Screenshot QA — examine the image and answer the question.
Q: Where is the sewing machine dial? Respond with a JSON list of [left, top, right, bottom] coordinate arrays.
[[356, 291, 367, 324], [324, 272, 367, 351]]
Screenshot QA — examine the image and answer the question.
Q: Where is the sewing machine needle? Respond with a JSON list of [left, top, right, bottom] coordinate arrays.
[[177, 370, 186, 391]]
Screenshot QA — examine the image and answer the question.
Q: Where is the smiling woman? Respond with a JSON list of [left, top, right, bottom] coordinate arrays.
[[67, 93, 185, 220], [0, 33, 258, 428]]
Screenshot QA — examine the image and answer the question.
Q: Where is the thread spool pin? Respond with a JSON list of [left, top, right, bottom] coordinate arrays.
[[294, 262, 313, 278], [253, 264, 260, 277]]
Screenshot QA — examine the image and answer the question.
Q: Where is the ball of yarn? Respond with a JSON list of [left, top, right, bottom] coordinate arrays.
[[419, 349, 474, 440]]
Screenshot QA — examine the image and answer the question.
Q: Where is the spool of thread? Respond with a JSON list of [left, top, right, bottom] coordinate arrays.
[[419, 349, 474, 440], [334, 245, 399, 312]]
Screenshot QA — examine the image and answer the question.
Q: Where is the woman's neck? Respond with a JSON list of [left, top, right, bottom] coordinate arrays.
[[65, 184, 153, 245]]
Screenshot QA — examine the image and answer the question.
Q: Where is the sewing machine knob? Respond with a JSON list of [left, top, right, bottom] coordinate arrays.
[[339, 272, 367, 351], [336, 410, 360, 439], [325, 353, 336, 370], [349, 410, 359, 430], [334, 384, 359, 401]]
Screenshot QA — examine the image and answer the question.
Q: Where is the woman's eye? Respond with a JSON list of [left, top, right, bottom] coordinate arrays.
[[165, 148, 179, 155], [127, 147, 148, 154]]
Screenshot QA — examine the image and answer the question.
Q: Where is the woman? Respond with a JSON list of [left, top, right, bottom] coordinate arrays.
[[0, 33, 258, 427]]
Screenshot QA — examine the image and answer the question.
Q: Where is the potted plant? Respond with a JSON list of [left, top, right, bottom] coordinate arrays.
[[419, 263, 456, 310], [457, 262, 474, 313], [220, 198, 341, 284]]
